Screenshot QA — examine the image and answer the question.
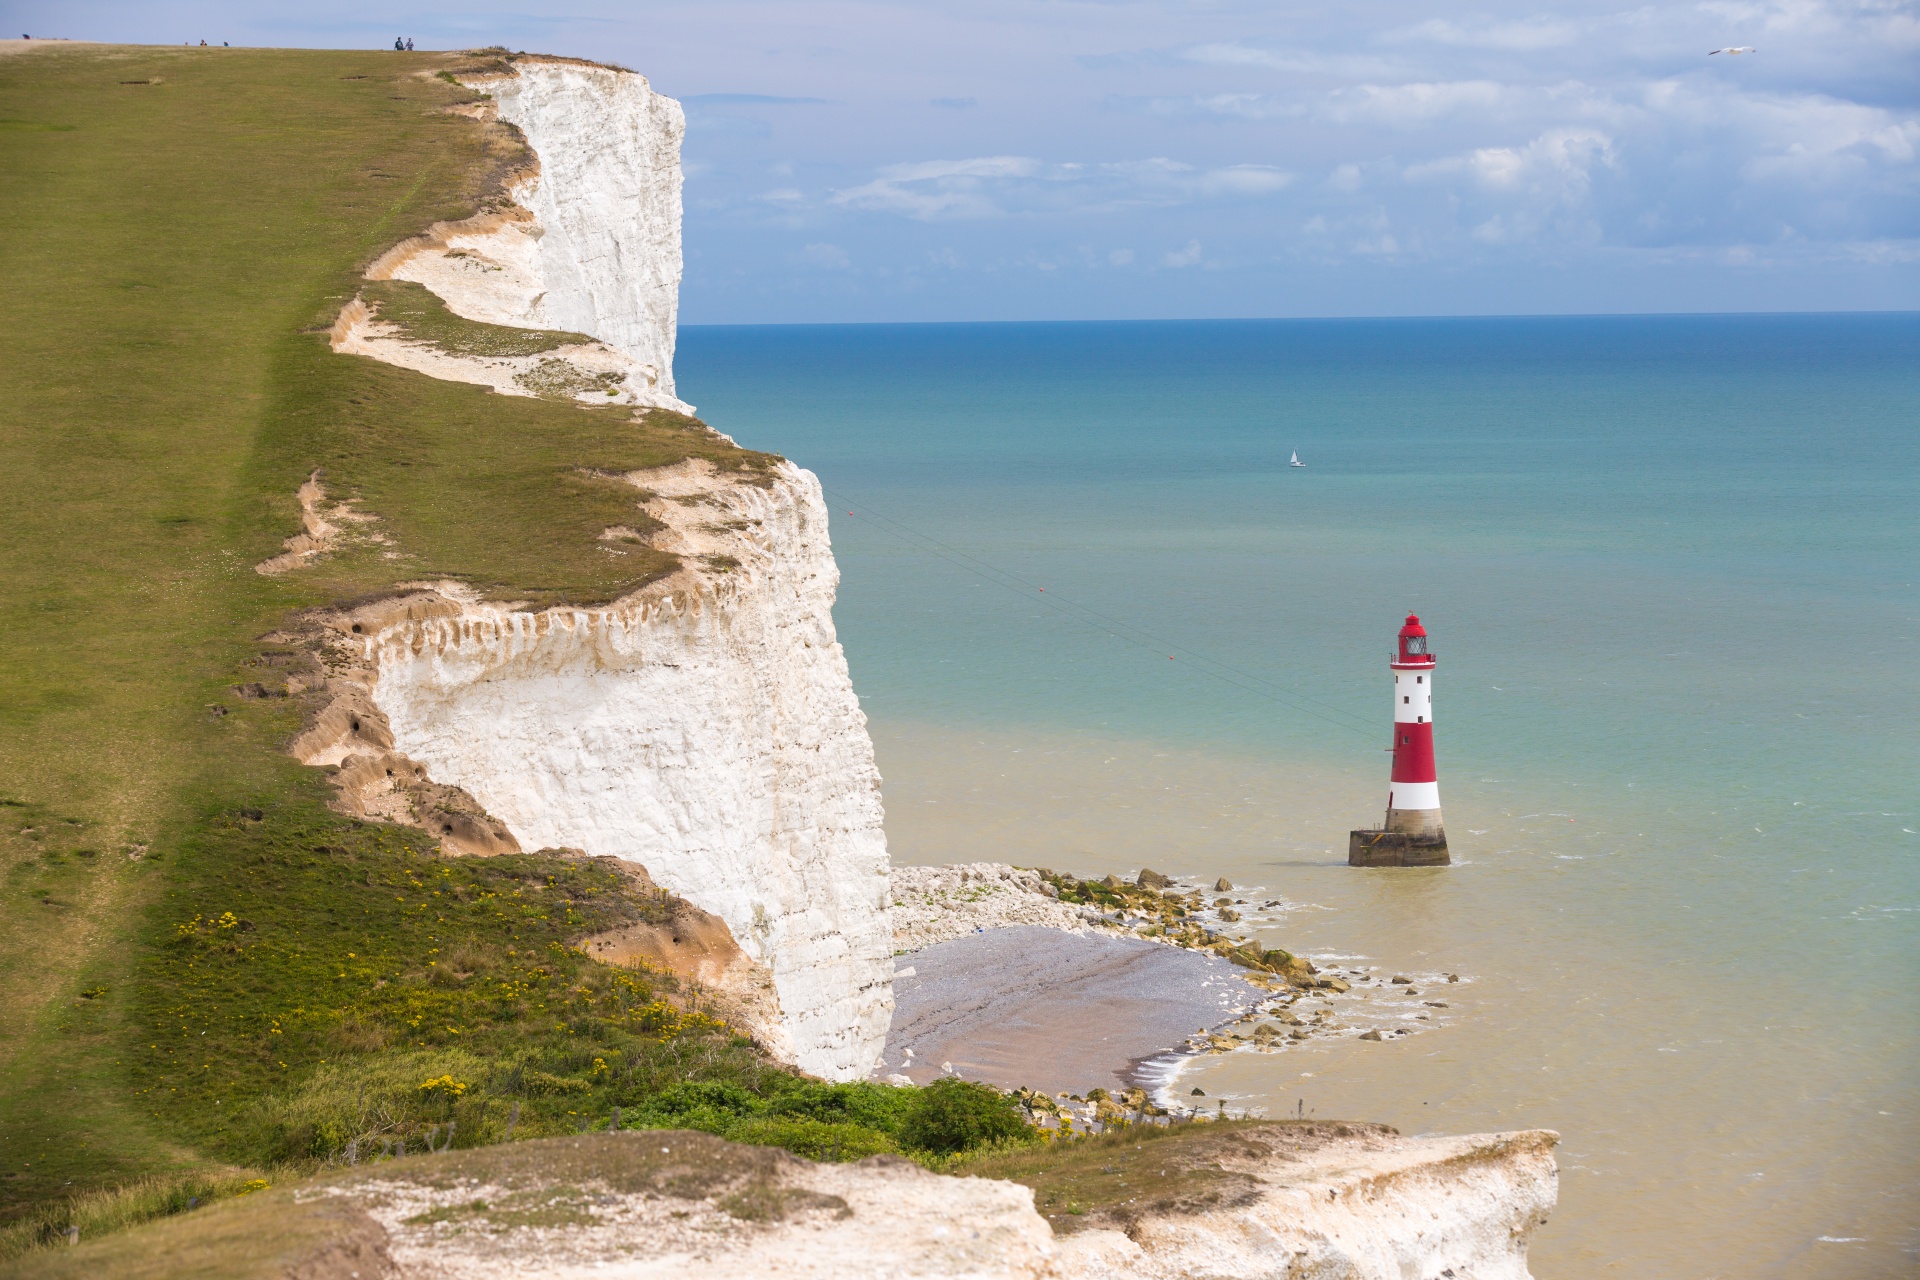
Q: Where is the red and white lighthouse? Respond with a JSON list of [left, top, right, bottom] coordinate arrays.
[[1349, 613, 1451, 866]]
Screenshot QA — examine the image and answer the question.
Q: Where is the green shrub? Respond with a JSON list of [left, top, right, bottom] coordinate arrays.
[[626, 1079, 764, 1136], [226, 1049, 494, 1162], [633, 1080, 760, 1122], [898, 1078, 1032, 1156], [725, 1118, 899, 1162], [766, 1081, 918, 1135], [520, 1070, 593, 1097]]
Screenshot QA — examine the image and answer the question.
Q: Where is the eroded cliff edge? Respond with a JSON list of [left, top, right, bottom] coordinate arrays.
[[304, 462, 895, 1080], [298, 56, 894, 1080], [339, 56, 691, 412], [52, 1125, 1558, 1279]]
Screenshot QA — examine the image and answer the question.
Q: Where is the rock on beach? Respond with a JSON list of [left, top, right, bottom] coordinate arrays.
[[889, 862, 1096, 952]]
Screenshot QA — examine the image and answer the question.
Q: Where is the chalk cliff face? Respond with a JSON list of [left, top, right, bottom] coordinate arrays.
[[1053, 1128, 1559, 1280], [471, 60, 685, 404], [355, 59, 690, 412], [360, 463, 894, 1080], [308, 57, 894, 1080]]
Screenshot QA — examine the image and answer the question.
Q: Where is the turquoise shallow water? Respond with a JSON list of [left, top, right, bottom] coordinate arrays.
[[678, 315, 1920, 1277]]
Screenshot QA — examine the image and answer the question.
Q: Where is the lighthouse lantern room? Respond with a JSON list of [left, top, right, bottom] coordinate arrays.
[[1349, 613, 1451, 867]]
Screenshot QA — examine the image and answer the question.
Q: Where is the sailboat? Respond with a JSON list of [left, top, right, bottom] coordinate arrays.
[[1289, 450, 1306, 468]]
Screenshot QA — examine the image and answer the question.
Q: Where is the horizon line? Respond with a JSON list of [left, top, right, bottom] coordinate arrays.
[[677, 307, 1920, 330]]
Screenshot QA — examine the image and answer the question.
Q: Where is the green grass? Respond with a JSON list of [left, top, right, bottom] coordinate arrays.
[[0, 40, 800, 1246], [121, 780, 787, 1164], [0, 1171, 270, 1261], [263, 356, 775, 608], [359, 278, 591, 359], [3, 1131, 850, 1279], [944, 1119, 1362, 1233]]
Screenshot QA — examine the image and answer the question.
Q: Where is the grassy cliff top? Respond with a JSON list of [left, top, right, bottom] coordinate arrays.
[[0, 41, 790, 1255]]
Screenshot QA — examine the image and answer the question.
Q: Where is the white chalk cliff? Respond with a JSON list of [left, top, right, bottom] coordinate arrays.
[[477, 61, 686, 398], [317, 58, 894, 1080], [361, 464, 894, 1080], [344, 59, 691, 412]]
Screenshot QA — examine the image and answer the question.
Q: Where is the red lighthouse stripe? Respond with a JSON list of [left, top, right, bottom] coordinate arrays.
[[1390, 720, 1437, 784]]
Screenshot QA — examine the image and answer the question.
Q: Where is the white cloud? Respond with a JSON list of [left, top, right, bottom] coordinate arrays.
[[1174, 42, 1403, 78], [1729, 94, 1920, 182], [1162, 240, 1204, 267], [1100, 157, 1194, 177], [1316, 80, 1511, 127], [1107, 92, 1300, 121], [831, 156, 1041, 219], [1408, 127, 1617, 192], [880, 156, 1044, 183], [1200, 164, 1295, 194], [821, 155, 1296, 221], [808, 74, 1917, 258], [1385, 17, 1584, 50], [1079, 41, 1399, 78], [1117, 79, 1607, 130], [675, 0, 1920, 299], [1402, 127, 1618, 243]]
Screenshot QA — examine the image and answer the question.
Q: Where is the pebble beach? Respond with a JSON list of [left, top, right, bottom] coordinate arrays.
[[878, 863, 1459, 1121]]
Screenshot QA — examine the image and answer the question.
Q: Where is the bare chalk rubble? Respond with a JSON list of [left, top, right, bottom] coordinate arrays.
[[87, 1127, 1556, 1279]]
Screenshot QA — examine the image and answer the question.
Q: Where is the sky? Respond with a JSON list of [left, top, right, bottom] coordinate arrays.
[[14, 1, 1920, 321]]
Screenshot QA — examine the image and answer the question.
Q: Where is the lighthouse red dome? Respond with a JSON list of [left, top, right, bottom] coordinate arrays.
[[1395, 613, 1433, 665]]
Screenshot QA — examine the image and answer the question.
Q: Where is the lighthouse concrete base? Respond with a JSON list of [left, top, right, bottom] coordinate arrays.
[[1347, 830, 1451, 867]]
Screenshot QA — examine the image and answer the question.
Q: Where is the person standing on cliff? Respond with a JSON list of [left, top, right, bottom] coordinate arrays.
[[405, 37, 414, 50]]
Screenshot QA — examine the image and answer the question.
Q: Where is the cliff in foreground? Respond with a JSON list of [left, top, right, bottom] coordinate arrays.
[[19, 1124, 1556, 1279]]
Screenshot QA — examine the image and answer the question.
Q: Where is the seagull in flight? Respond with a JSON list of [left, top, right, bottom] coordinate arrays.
[[1708, 46, 1756, 55]]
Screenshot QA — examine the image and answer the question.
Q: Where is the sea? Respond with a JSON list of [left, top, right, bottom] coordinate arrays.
[[677, 313, 1920, 1279]]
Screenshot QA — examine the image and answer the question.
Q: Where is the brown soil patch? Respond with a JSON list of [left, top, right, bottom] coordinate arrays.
[[953, 1118, 1399, 1235]]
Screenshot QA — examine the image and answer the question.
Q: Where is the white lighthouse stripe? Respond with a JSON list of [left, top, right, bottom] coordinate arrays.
[[1388, 781, 1441, 810], [1393, 673, 1433, 723]]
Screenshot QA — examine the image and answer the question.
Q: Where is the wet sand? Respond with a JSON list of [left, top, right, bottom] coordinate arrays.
[[876, 925, 1265, 1096]]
